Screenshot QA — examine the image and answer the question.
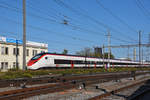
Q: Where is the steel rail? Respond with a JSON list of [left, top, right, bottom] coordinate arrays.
[[0, 71, 149, 88], [0, 71, 149, 100]]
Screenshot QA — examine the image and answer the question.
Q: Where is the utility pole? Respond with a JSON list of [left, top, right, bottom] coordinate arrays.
[[106, 30, 111, 68], [146, 48, 149, 61], [127, 46, 130, 59], [133, 48, 136, 61], [142, 48, 143, 64], [146, 32, 149, 61], [16, 40, 18, 69], [23, 0, 26, 70], [85, 53, 87, 68], [148, 33, 150, 61], [102, 44, 105, 67], [139, 30, 141, 64]]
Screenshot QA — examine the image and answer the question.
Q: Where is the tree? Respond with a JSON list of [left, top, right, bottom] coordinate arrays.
[[76, 47, 93, 57], [76, 47, 115, 59], [93, 52, 103, 58], [52, 52, 57, 54], [103, 52, 115, 59], [62, 49, 68, 54]]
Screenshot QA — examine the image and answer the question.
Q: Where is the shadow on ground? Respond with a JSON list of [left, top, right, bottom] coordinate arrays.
[[96, 79, 150, 100], [127, 79, 150, 100]]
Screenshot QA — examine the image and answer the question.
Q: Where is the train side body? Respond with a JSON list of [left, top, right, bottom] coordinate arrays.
[[27, 53, 150, 70]]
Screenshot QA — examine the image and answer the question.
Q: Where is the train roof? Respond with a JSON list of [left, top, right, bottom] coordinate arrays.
[[39, 52, 107, 59], [38, 52, 138, 62]]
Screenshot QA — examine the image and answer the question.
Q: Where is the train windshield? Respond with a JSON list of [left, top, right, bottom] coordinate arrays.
[[31, 53, 43, 60]]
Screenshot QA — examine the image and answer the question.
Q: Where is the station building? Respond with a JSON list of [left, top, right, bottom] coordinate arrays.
[[0, 36, 48, 70]]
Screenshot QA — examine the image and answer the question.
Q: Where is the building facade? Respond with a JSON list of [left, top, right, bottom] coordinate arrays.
[[0, 36, 48, 70], [94, 47, 102, 55]]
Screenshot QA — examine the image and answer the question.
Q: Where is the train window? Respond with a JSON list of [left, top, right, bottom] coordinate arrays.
[[73, 60, 83, 64], [54, 59, 109, 65], [31, 54, 43, 60], [86, 61, 90, 64], [54, 59, 71, 64], [45, 57, 48, 60]]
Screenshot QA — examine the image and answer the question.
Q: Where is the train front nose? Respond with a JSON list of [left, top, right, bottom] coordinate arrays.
[[27, 53, 45, 69], [27, 60, 37, 67]]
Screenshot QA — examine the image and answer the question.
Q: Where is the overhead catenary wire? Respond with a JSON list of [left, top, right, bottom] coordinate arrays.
[[29, 0, 135, 44], [0, 15, 98, 45], [137, 0, 150, 16], [26, 1, 106, 36], [0, 1, 134, 44], [0, 3, 101, 44], [26, 1, 108, 36], [1, 0, 149, 60], [0, 31, 80, 53], [27, 0, 107, 34], [1, 0, 135, 44], [53, 0, 138, 43], [38, 0, 107, 32], [96, 0, 137, 33], [0, 2, 104, 43], [0, 28, 91, 49], [27, 0, 65, 21], [135, 0, 150, 20]]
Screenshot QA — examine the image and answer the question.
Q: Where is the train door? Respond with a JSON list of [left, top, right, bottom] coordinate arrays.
[[94, 61, 96, 68], [71, 60, 74, 68]]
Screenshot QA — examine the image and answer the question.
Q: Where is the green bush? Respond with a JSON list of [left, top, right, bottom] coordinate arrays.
[[0, 67, 150, 80], [2, 75, 14, 79], [22, 73, 32, 78]]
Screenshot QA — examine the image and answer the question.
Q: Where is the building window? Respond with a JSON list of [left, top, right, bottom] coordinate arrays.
[[13, 62, 16, 68], [32, 50, 37, 56], [5, 47, 8, 55], [35, 50, 37, 55], [1, 47, 5, 54], [13, 48, 15, 55], [5, 62, 8, 69], [1, 62, 4, 70], [26, 49, 29, 56], [1, 47, 9, 55], [13, 48, 19, 55], [1, 62, 8, 70], [13, 62, 19, 68], [41, 51, 45, 53]]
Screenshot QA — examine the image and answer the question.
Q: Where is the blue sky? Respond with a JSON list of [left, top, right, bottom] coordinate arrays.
[[0, 0, 150, 60]]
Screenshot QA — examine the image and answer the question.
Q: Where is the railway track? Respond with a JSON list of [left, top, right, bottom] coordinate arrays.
[[0, 71, 149, 100], [0, 74, 62, 88], [0, 82, 77, 100], [0, 71, 149, 88], [0, 72, 122, 88]]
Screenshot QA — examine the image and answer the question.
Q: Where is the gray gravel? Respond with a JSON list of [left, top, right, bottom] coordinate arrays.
[[23, 74, 150, 100], [101, 84, 143, 100], [0, 73, 149, 100], [0, 83, 57, 92]]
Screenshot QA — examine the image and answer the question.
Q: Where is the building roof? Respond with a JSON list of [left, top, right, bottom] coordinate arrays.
[[0, 36, 48, 48]]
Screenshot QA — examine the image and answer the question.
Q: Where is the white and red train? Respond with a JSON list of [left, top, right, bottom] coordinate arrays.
[[27, 52, 150, 70]]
